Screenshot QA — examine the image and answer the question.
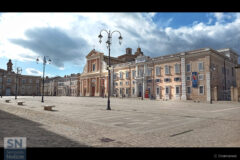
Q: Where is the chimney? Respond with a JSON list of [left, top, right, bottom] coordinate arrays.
[[137, 47, 141, 53], [7, 59, 13, 72], [126, 48, 132, 55]]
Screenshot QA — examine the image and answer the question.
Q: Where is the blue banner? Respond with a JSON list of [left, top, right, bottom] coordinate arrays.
[[192, 72, 198, 88]]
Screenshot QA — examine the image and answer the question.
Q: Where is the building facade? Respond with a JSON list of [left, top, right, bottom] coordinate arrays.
[[57, 74, 80, 96], [79, 47, 239, 102], [0, 59, 42, 96]]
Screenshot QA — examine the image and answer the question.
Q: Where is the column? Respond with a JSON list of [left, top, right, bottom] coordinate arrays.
[[143, 64, 147, 97], [104, 77, 107, 96], [135, 65, 138, 97], [181, 56, 187, 100], [206, 72, 211, 102]]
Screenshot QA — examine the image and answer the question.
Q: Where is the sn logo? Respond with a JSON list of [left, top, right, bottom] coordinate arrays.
[[4, 137, 26, 149]]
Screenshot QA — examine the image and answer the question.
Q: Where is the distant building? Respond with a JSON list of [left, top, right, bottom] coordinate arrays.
[[57, 74, 80, 96], [0, 59, 41, 96]]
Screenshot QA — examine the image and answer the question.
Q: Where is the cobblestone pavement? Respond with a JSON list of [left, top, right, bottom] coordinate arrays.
[[0, 96, 240, 147]]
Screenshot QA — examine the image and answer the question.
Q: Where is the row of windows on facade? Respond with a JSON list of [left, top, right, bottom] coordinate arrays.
[[114, 74, 208, 86], [115, 63, 199, 79], [114, 62, 235, 79], [58, 81, 77, 86], [118, 86, 205, 95], [0, 78, 39, 84]]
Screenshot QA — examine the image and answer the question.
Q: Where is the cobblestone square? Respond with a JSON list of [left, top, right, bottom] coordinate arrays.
[[0, 96, 240, 147]]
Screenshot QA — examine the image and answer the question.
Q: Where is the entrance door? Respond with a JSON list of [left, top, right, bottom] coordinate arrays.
[[6, 88, 11, 96], [138, 85, 142, 97], [83, 88, 86, 96], [92, 86, 95, 96]]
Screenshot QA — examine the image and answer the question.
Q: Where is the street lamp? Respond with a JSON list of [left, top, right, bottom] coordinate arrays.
[[36, 56, 51, 103], [98, 29, 123, 110], [15, 67, 22, 100]]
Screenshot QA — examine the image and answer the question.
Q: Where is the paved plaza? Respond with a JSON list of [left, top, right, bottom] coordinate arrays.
[[0, 96, 240, 147]]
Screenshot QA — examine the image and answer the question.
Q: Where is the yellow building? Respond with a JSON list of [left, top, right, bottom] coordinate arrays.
[[79, 47, 239, 102]]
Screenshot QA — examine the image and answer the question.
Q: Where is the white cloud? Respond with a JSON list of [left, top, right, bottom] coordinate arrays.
[[0, 12, 239, 74], [25, 68, 54, 77], [214, 13, 224, 21]]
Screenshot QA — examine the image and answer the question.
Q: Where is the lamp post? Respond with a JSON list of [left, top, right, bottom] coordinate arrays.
[[15, 67, 22, 100], [36, 56, 51, 103], [98, 29, 123, 110]]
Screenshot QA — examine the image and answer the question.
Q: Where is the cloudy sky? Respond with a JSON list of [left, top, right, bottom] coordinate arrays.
[[0, 12, 240, 77]]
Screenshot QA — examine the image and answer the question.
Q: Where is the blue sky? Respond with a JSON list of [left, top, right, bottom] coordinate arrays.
[[0, 12, 239, 78]]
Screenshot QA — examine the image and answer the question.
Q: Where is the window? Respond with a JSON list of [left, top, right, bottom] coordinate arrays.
[[126, 71, 129, 78], [198, 62, 204, 71], [7, 78, 11, 83], [120, 88, 122, 94], [174, 77, 181, 82], [120, 72, 123, 79], [199, 86, 204, 94], [165, 86, 170, 94], [120, 82, 123, 86], [147, 80, 152, 83], [92, 64, 95, 71], [132, 88, 135, 95], [139, 69, 144, 77], [227, 69, 229, 75], [155, 79, 160, 83], [175, 86, 180, 95], [29, 79, 32, 83], [126, 88, 129, 95], [126, 81, 129, 85], [147, 68, 152, 76], [198, 74, 204, 80], [132, 70, 136, 78], [22, 79, 26, 84], [113, 73, 117, 80], [156, 66, 160, 76], [232, 67, 234, 76], [175, 64, 180, 73], [0, 78, 2, 83], [115, 82, 118, 86], [133, 81, 135, 84], [222, 67, 225, 74], [187, 86, 191, 94], [165, 65, 170, 75], [186, 64, 191, 72], [156, 87, 160, 95], [186, 76, 191, 81], [164, 78, 171, 82], [232, 81, 236, 87]]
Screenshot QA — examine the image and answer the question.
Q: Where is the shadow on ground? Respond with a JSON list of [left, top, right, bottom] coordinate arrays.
[[0, 109, 89, 147]]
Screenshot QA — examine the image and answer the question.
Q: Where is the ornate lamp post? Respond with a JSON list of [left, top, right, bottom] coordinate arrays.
[[98, 29, 123, 110], [15, 67, 22, 100], [36, 56, 51, 103]]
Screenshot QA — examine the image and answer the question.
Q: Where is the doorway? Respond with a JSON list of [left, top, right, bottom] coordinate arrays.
[[91, 86, 95, 96], [6, 88, 11, 96]]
